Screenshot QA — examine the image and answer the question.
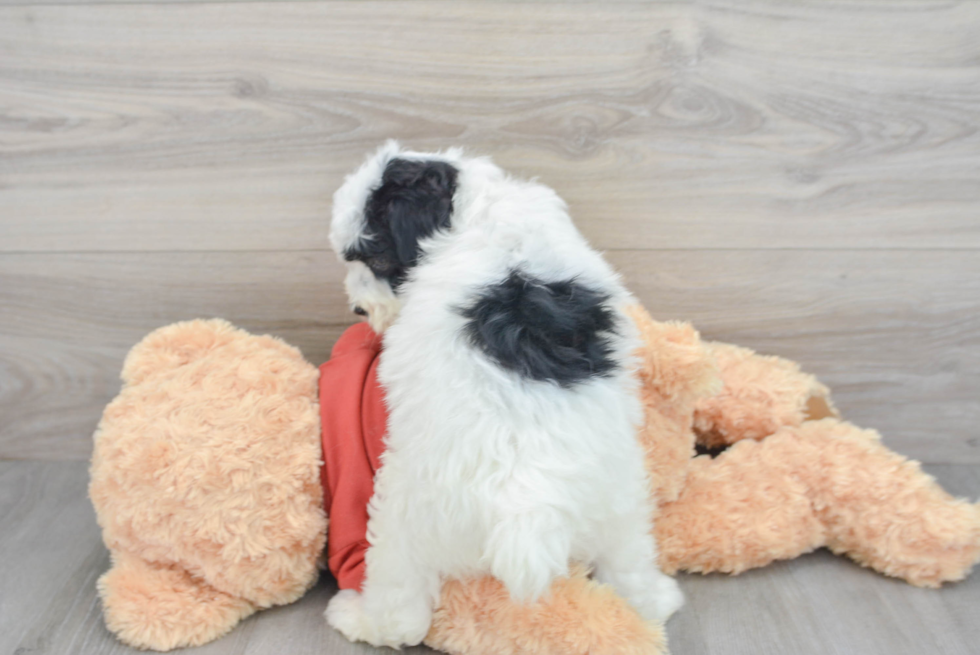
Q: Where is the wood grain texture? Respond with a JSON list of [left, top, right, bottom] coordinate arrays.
[[2, 1, 979, 251], [0, 461, 431, 655], [2, 249, 978, 463], [0, 251, 350, 460], [2, 3, 978, 654], [1, 461, 978, 655], [671, 466, 980, 655]]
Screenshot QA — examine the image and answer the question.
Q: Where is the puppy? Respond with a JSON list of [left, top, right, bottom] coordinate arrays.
[[326, 142, 683, 648]]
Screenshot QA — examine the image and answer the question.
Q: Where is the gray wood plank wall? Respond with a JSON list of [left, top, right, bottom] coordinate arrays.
[[2, 0, 979, 466]]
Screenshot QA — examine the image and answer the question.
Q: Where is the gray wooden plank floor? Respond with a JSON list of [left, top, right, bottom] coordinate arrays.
[[2, 461, 978, 655]]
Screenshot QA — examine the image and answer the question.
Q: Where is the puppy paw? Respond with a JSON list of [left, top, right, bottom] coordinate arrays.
[[636, 574, 684, 623], [325, 590, 368, 644], [325, 589, 431, 649]]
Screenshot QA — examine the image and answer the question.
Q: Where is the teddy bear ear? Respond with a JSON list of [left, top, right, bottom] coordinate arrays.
[[120, 319, 241, 387]]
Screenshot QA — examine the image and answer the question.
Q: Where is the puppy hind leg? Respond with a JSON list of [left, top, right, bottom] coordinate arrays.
[[594, 515, 683, 623], [325, 535, 438, 649]]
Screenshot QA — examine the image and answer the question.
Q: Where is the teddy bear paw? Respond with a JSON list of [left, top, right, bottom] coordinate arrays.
[[325, 589, 430, 649]]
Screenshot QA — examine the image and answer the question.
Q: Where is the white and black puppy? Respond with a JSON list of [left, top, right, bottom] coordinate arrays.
[[326, 141, 683, 648]]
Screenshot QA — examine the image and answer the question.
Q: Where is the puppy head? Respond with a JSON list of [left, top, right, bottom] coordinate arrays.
[[331, 141, 459, 332]]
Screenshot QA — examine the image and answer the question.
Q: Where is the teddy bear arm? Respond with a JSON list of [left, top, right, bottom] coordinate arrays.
[[693, 341, 838, 449], [97, 551, 257, 651], [626, 305, 721, 410]]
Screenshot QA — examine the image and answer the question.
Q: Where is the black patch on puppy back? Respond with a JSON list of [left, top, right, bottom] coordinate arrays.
[[461, 270, 619, 388], [345, 157, 458, 289]]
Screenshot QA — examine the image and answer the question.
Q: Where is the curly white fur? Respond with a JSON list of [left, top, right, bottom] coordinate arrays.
[[326, 142, 683, 648]]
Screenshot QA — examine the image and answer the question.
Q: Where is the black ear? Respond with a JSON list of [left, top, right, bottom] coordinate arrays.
[[355, 158, 458, 288], [460, 270, 620, 388]]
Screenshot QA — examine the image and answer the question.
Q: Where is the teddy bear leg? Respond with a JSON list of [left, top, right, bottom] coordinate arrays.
[[426, 567, 668, 655], [97, 551, 257, 651], [693, 342, 838, 449], [785, 420, 980, 587], [654, 438, 827, 576]]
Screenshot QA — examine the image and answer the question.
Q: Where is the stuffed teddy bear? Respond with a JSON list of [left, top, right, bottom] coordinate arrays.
[[89, 306, 980, 654]]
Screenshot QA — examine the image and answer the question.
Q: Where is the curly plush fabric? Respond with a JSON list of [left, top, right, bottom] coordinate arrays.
[[624, 307, 980, 586], [693, 341, 836, 448], [90, 320, 326, 650], [428, 565, 666, 655], [91, 310, 980, 654], [655, 420, 980, 585]]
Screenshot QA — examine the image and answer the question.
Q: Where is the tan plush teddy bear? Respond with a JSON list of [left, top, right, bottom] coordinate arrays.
[[627, 306, 980, 588], [90, 307, 980, 654]]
